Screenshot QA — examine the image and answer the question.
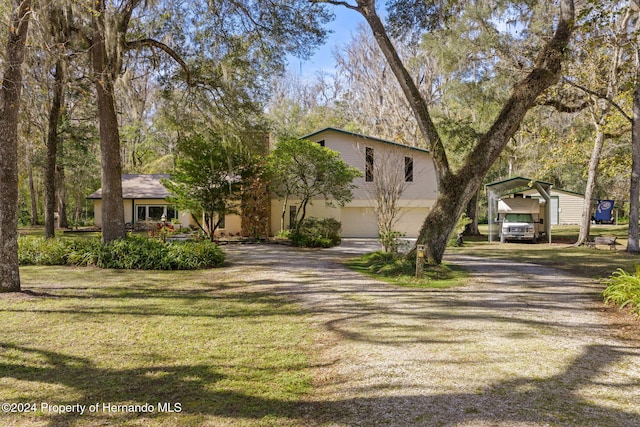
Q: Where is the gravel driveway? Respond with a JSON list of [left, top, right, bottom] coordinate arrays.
[[225, 240, 640, 426]]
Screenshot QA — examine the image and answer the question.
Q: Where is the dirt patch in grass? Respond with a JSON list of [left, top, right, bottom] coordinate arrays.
[[600, 304, 640, 341]]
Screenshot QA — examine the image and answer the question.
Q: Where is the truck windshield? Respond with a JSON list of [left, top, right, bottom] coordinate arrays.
[[504, 213, 533, 222]]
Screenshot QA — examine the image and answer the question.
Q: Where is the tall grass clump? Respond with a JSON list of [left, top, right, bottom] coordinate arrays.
[[358, 251, 416, 276], [603, 265, 640, 316], [18, 235, 225, 270]]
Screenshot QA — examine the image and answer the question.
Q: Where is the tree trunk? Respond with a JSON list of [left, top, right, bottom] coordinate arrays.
[[416, 172, 485, 264], [0, 0, 31, 292], [351, 0, 574, 264], [91, 0, 126, 242], [27, 159, 38, 226], [464, 191, 480, 236], [575, 125, 606, 246], [628, 70, 640, 252], [45, 60, 65, 238], [57, 162, 69, 229]]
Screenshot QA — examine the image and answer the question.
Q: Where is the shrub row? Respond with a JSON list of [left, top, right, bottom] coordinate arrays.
[[18, 236, 225, 270]]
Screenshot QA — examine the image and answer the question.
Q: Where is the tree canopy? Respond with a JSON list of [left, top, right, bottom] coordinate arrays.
[[162, 132, 261, 241]]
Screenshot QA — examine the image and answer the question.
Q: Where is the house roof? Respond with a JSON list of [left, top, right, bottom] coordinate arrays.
[[87, 174, 171, 199], [301, 127, 431, 155]]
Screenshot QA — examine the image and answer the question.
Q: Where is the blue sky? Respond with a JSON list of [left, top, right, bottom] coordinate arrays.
[[288, 6, 365, 77]]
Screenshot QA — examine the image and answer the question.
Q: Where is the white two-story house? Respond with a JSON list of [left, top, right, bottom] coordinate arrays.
[[270, 128, 439, 238]]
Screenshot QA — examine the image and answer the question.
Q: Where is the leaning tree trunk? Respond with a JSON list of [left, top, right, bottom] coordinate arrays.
[[352, 0, 575, 264], [91, 0, 126, 242], [415, 173, 485, 263], [575, 125, 606, 246], [628, 71, 640, 252], [0, 0, 31, 292]]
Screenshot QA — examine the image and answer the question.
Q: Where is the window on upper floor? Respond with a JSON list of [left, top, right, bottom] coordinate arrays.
[[365, 147, 374, 182], [405, 156, 414, 182]]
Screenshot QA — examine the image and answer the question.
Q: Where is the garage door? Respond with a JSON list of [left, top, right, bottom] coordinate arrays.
[[394, 207, 428, 238], [340, 208, 379, 237]]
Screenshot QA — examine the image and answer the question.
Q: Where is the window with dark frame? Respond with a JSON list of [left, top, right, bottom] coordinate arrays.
[[405, 156, 414, 182], [135, 205, 177, 222], [365, 147, 374, 182], [317, 139, 325, 147]]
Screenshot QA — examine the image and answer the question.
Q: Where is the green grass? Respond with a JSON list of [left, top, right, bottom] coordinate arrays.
[[0, 266, 315, 426], [451, 224, 639, 279], [345, 251, 469, 288]]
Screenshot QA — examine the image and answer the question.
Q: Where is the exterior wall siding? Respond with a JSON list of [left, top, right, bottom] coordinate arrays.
[[555, 192, 584, 225], [523, 189, 584, 225], [312, 129, 438, 203], [92, 198, 194, 229]]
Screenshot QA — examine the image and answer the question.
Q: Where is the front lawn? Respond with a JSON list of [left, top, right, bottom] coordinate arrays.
[[0, 266, 315, 426]]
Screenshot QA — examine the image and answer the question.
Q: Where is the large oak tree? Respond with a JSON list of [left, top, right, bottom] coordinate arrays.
[[318, 0, 576, 264]]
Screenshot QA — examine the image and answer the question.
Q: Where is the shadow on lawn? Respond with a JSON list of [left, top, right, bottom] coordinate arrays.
[[4, 243, 639, 425], [1, 342, 639, 426]]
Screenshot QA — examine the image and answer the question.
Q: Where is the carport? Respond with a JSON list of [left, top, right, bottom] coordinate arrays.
[[485, 176, 553, 244]]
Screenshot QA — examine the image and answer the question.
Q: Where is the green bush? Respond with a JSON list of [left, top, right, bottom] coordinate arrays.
[[167, 240, 226, 270], [18, 237, 69, 265], [290, 217, 341, 248], [18, 236, 225, 270], [66, 238, 111, 267], [603, 265, 640, 316]]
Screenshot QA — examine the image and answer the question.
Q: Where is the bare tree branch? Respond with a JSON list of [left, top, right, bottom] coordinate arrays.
[[126, 38, 191, 84], [119, 0, 145, 33], [311, 0, 359, 11]]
